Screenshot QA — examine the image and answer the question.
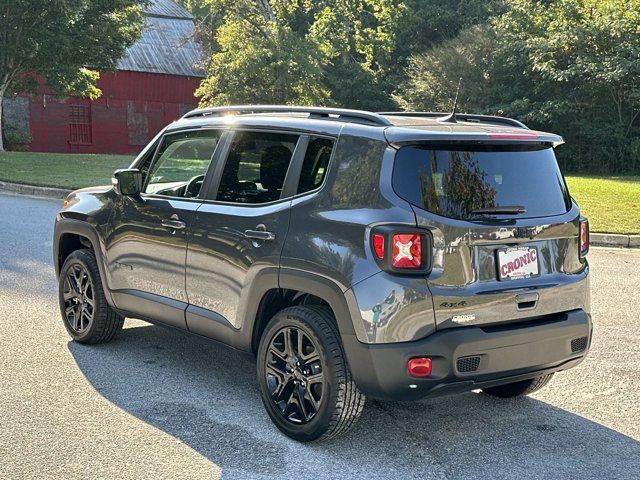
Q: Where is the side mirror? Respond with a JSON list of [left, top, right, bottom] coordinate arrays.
[[112, 169, 143, 196]]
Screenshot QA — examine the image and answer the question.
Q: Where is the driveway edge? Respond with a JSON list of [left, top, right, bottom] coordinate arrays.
[[590, 233, 639, 249]]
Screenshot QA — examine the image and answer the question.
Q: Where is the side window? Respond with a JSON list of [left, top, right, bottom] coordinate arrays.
[[297, 137, 333, 194], [145, 130, 221, 198], [217, 131, 299, 204]]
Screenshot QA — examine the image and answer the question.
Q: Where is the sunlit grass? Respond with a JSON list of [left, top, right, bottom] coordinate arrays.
[[565, 175, 640, 234], [0, 151, 132, 189]]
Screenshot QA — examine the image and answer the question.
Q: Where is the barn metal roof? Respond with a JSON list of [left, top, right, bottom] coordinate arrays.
[[144, 0, 193, 19], [117, 0, 204, 77]]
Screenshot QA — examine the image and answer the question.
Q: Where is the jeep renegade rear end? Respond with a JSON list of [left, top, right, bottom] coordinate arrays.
[[54, 106, 591, 442]]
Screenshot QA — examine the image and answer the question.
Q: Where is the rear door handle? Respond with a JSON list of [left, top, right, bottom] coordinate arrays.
[[244, 229, 276, 241], [162, 215, 186, 230]]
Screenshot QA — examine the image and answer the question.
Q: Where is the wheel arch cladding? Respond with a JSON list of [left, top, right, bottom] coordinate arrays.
[[251, 287, 340, 353], [54, 219, 114, 306], [250, 269, 366, 352]]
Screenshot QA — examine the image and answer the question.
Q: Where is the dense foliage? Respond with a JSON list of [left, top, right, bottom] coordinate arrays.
[[0, 0, 146, 151], [397, 0, 640, 173], [187, 0, 640, 173]]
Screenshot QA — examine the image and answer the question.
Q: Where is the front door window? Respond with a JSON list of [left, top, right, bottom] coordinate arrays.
[[145, 130, 222, 198]]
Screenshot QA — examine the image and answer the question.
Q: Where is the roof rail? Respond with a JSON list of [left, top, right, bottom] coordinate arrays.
[[182, 105, 393, 127], [378, 111, 528, 129]]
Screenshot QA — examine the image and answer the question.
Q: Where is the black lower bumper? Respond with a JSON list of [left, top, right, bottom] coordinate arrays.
[[343, 309, 592, 401]]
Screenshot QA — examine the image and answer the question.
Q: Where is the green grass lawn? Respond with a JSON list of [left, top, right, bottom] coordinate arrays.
[[0, 151, 133, 190], [566, 176, 640, 234], [0, 152, 638, 234]]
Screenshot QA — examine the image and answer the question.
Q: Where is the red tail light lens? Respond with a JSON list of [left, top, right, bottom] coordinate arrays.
[[579, 218, 589, 258], [392, 234, 422, 269], [372, 234, 385, 259], [370, 228, 431, 273], [407, 357, 432, 377]]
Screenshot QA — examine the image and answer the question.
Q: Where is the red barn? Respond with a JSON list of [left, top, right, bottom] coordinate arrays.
[[2, 0, 204, 155]]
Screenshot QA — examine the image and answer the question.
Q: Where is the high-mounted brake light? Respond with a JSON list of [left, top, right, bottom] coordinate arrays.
[[488, 132, 540, 139], [579, 218, 589, 258], [392, 234, 422, 269]]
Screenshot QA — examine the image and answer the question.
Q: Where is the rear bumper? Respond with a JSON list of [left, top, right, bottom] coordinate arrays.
[[342, 309, 592, 401]]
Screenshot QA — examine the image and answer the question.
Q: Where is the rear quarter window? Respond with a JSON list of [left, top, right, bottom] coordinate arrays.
[[297, 137, 334, 194], [392, 145, 571, 220]]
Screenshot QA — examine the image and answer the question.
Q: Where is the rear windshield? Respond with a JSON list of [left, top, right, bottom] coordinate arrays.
[[392, 145, 571, 220]]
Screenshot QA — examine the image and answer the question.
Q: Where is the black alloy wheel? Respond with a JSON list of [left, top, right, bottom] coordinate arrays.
[[265, 326, 325, 424], [62, 264, 95, 334], [58, 249, 124, 344], [257, 306, 365, 442]]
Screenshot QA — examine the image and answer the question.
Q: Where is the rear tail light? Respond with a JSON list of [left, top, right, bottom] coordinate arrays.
[[392, 233, 422, 269], [579, 218, 589, 258], [372, 234, 385, 259], [407, 357, 432, 377], [370, 227, 431, 273]]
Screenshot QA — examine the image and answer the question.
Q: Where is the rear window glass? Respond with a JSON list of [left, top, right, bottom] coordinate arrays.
[[392, 145, 571, 219]]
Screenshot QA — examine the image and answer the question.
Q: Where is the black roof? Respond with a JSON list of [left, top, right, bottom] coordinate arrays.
[[172, 105, 564, 145]]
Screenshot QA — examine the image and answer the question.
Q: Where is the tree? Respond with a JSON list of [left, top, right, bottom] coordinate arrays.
[[308, 0, 405, 110], [393, 25, 501, 113], [389, 0, 505, 78], [503, 0, 640, 172], [193, 0, 406, 109], [394, 0, 640, 173], [195, 6, 330, 106], [0, 0, 146, 151], [192, 0, 329, 106]]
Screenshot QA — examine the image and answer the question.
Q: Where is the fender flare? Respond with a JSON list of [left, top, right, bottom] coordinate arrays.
[[277, 268, 386, 395], [53, 218, 116, 307], [204, 267, 365, 352], [278, 268, 362, 337]]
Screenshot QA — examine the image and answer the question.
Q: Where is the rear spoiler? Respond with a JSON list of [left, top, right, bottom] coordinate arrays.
[[384, 127, 564, 149]]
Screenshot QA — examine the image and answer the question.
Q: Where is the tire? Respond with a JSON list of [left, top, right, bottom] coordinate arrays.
[[256, 305, 365, 442], [58, 249, 124, 344], [482, 373, 554, 398]]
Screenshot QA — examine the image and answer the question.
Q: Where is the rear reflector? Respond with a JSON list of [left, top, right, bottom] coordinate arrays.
[[407, 357, 432, 377], [488, 132, 540, 139], [372, 233, 385, 259], [392, 233, 422, 269]]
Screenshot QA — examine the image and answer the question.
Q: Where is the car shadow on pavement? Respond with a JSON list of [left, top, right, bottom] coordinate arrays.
[[69, 322, 640, 480]]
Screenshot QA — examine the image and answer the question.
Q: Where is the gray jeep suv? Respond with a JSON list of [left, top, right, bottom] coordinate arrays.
[[53, 106, 592, 441]]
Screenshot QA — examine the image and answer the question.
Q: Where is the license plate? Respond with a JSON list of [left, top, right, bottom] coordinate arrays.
[[497, 246, 539, 280]]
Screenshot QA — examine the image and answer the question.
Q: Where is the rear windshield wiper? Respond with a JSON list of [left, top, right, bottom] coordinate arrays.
[[469, 206, 527, 215]]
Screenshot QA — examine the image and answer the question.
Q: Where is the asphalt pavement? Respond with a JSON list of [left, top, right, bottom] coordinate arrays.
[[0, 192, 638, 479]]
